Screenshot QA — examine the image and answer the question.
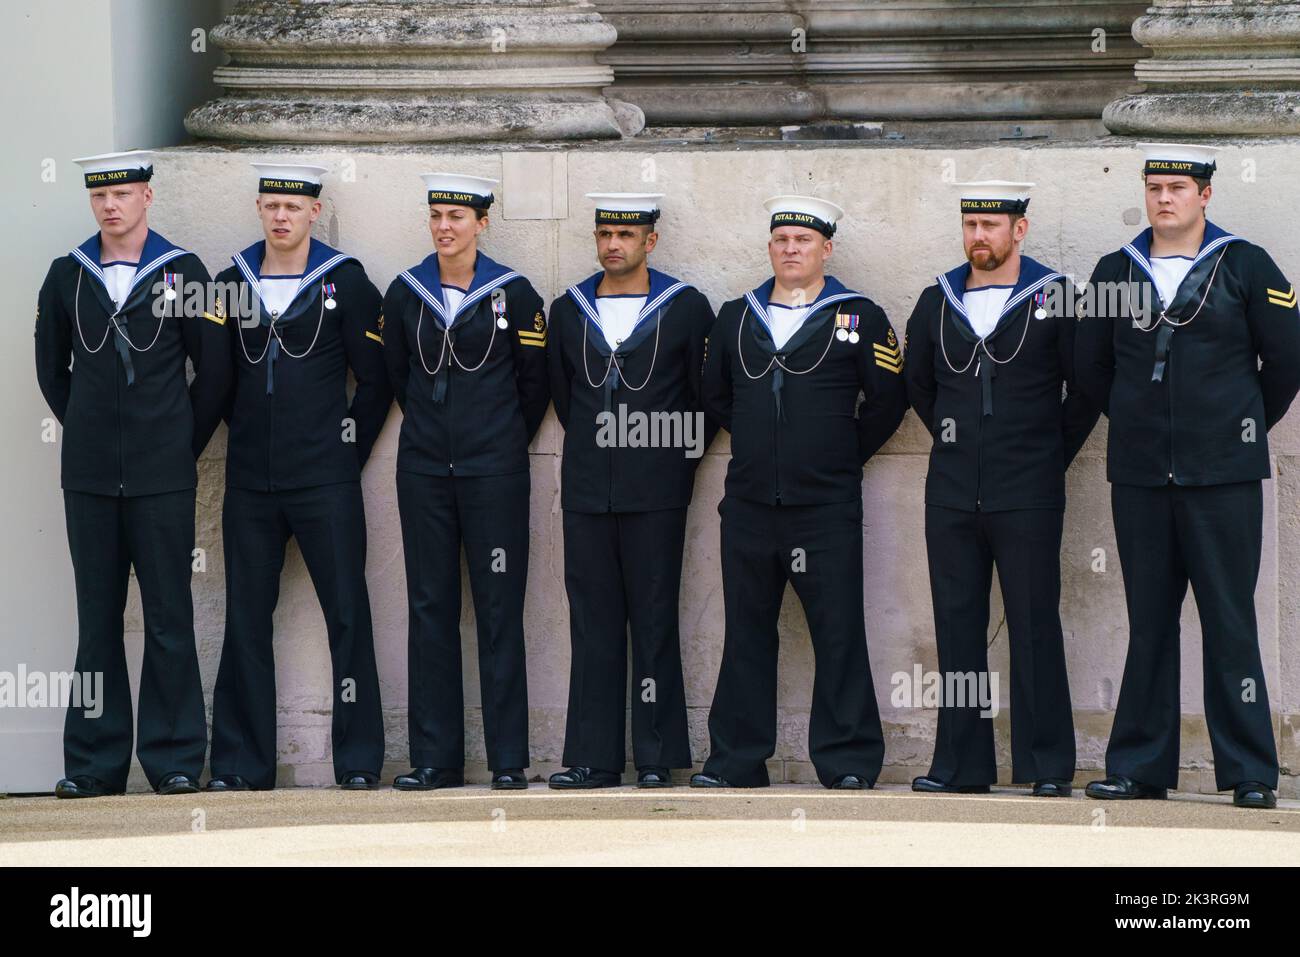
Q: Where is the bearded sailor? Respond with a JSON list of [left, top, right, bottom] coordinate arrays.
[[546, 193, 717, 789], [384, 173, 550, 791], [1076, 144, 1300, 809], [35, 150, 230, 797], [205, 163, 391, 792], [904, 181, 1098, 797], [693, 194, 907, 789]]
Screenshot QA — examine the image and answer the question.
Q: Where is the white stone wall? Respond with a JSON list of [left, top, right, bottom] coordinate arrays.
[[111, 141, 1300, 793]]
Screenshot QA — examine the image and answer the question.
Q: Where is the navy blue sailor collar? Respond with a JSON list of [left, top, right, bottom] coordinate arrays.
[[743, 273, 861, 339], [936, 254, 1062, 338], [232, 236, 355, 322], [399, 250, 522, 328], [565, 267, 691, 354], [70, 228, 190, 314], [1120, 219, 1243, 290]]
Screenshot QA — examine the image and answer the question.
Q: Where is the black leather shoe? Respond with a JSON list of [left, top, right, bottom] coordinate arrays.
[[1232, 781, 1277, 809], [689, 771, 732, 788], [340, 772, 378, 790], [1032, 779, 1073, 797], [393, 767, 464, 791], [491, 769, 528, 790], [831, 774, 873, 790], [911, 775, 990, 794], [637, 767, 673, 788], [157, 772, 201, 795], [1084, 774, 1167, 800], [205, 774, 251, 792], [54, 775, 116, 799], [548, 766, 621, 789]]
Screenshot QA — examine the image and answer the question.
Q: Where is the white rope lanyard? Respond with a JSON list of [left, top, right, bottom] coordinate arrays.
[[1126, 249, 1227, 332], [236, 283, 328, 363], [414, 301, 451, 376], [413, 293, 504, 376], [75, 267, 167, 354], [939, 295, 1032, 374], [73, 268, 111, 354], [445, 296, 500, 373], [581, 308, 663, 392], [736, 302, 838, 380]]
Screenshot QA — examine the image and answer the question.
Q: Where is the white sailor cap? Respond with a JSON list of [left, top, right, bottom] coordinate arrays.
[[587, 192, 664, 226], [764, 194, 844, 238], [956, 180, 1034, 215], [251, 162, 328, 197], [420, 172, 498, 209], [1139, 143, 1220, 180], [72, 150, 154, 189]]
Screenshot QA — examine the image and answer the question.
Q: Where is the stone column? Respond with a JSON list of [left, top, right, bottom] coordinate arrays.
[[595, 0, 1149, 127], [1104, 0, 1300, 135], [185, 0, 643, 143]]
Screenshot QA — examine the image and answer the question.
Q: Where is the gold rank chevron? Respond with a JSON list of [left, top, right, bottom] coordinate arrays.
[[873, 340, 902, 373], [1267, 285, 1297, 308], [517, 328, 547, 348]]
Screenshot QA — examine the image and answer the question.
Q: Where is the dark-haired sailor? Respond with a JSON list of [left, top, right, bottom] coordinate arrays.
[[546, 192, 717, 789], [1076, 144, 1300, 809], [384, 173, 550, 791]]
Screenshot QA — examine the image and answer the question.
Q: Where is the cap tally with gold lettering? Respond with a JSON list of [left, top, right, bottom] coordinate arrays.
[[764, 194, 844, 238], [1139, 143, 1219, 180], [587, 192, 664, 227], [72, 150, 154, 189], [251, 162, 327, 198], [420, 172, 498, 209], [957, 180, 1033, 215]]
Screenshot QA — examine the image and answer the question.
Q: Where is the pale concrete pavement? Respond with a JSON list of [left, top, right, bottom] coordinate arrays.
[[2, 785, 1296, 866]]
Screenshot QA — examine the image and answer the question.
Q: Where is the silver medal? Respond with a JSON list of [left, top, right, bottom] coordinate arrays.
[[324, 297, 337, 310], [848, 331, 860, 344], [836, 328, 849, 342], [1034, 307, 1046, 320], [496, 316, 509, 330], [164, 287, 177, 301]]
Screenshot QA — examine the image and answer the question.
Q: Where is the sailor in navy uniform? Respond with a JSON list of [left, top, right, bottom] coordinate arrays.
[[35, 151, 230, 798], [383, 173, 550, 791], [692, 195, 907, 789], [545, 193, 717, 789], [1077, 144, 1300, 809], [206, 163, 392, 792], [904, 182, 1098, 797]]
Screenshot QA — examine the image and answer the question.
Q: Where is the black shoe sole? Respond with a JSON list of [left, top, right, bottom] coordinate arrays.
[[1084, 788, 1167, 800], [157, 783, 201, 795], [911, 784, 991, 794], [547, 779, 622, 790], [1233, 797, 1276, 809], [637, 780, 674, 789], [1032, 789, 1073, 797], [54, 789, 109, 799], [491, 780, 528, 790], [392, 782, 463, 791]]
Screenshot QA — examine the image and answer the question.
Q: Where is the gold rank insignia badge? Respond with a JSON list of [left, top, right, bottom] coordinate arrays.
[[204, 296, 227, 326], [874, 329, 902, 373], [518, 311, 547, 348], [1267, 284, 1297, 308]]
